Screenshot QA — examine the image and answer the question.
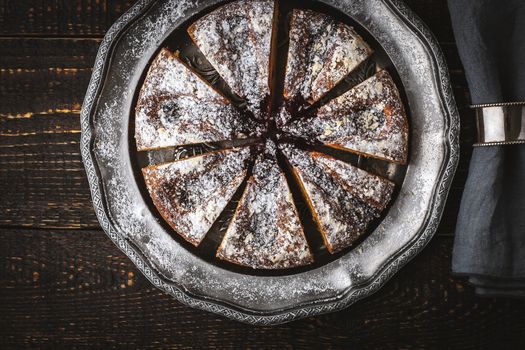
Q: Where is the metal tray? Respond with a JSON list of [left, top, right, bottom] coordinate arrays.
[[81, 0, 460, 325]]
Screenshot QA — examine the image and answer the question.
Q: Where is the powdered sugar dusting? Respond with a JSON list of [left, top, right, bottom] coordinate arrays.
[[135, 48, 251, 151], [284, 9, 372, 108], [125, 0, 195, 59], [188, 0, 274, 119], [312, 152, 395, 209], [142, 147, 251, 246], [285, 70, 409, 163], [281, 145, 394, 254], [217, 141, 313, 269]]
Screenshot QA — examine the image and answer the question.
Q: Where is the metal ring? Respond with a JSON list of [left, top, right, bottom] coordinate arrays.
[[471, 101, 525, 109], [474, 140, 525, 147], [474, 105, 525, 146]]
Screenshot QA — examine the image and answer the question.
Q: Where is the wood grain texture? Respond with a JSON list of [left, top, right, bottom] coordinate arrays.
[[0, 0, 135, 37], [0, 63, 92, 115], [1, 230, 525, 350], [1, 0, 524, 348], [0, 37, 101, 69], [0, 111, 98, 229], [0, 38, 101, 229]]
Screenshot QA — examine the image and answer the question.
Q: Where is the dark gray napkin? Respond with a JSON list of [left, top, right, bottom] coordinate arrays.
[[448, 0, 525, 105], [448, 0, 525, 297]]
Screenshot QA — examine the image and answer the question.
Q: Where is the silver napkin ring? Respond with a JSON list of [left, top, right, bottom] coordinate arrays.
[[473, 103, 525, 147]]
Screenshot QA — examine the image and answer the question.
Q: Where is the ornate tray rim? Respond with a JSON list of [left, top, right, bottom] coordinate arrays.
[[80, 0, 460, 325]]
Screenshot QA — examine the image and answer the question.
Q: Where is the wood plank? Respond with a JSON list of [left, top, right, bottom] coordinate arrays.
[[0, 112, 98, 229], [0, 38, 102, 229], [0, 67, 91, 115], [0, 37, 101, 69], [0, 38, 101, 115], [0, 230, 524, 349], [0, 0, 136, 37]]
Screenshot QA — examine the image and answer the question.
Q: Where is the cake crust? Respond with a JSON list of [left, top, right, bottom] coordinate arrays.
[[217, 142, 313, 269], [284, 70, 409, 164], [282, 146, 395, 254], [188, 0, 275, 120], [142, 148, 251, 246]]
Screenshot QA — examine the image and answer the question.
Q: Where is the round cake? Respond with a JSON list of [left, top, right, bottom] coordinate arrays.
[[135, 0, 409, 270]]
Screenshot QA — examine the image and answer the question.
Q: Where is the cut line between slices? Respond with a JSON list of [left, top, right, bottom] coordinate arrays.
[[133, 0, 409, 270]]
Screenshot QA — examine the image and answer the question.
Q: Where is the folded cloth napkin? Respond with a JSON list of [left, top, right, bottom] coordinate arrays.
[[448, 0, 525, 297]]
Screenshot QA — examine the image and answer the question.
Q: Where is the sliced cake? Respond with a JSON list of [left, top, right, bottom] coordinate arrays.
[[279, 8, 372, 126], [135, 48, 252, 151], [284, 70, 409, 164], [217, 142, 313, 269], [188, 0, 275, 120], [282, 146, 395, 254], [142, 147, 251, 246]]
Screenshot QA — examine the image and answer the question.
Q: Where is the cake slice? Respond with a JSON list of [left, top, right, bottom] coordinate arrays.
[[188, 0, 275, 120], [281, 9, 372, 123], [217, 142, 313, 269], [284, 70, 409, 164], [135, 48, 252, 151], [282, 146, 395, 254], [142, 147, 251, 246]]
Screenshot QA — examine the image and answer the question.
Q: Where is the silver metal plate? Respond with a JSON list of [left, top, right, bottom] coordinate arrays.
[[80, 0, 460, 325]]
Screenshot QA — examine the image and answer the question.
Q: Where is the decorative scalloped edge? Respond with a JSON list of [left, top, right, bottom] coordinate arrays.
[[80, 0, 460, 325]]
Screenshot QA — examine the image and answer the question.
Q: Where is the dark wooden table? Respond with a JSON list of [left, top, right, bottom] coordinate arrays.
[[1, 1, 525, 349]]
